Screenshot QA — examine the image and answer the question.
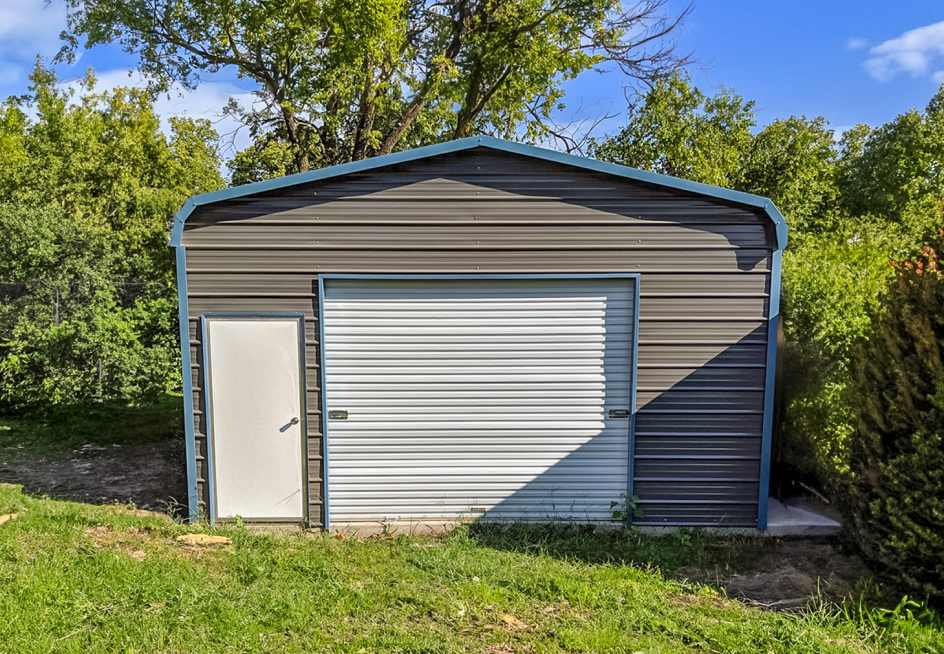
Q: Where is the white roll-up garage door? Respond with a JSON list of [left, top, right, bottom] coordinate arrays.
[[322, 277, 636, 523]]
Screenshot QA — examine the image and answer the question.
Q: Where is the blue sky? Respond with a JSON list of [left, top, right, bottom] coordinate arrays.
[[1, 0, 943, 156]]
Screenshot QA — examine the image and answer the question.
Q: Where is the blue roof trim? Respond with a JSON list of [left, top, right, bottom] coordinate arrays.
[[168, 136, 787, 249]]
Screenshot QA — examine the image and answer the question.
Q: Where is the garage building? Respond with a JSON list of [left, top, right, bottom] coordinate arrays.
[[170, 136, 786, 530]]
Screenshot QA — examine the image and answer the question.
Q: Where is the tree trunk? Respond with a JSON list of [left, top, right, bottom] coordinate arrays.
[[352, 59, 377, 161], [320, 92, 342, 165], [376, 93, 426, 156], [282, 108, 309, 173], [454, 65, 513, 139], [377, 0, 474, 155], [453, 68, 482, 139]]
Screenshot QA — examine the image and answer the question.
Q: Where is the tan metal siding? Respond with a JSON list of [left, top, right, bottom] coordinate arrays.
[[181, 149, 773, 527]]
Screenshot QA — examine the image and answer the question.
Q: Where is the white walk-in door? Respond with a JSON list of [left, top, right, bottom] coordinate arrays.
[[323, 278, 635, 523], [204, 316, 307, 521]]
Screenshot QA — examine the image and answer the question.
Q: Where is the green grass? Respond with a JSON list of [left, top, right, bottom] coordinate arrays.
[[0, 485, 942, 653], [0, 396, 183, 453]]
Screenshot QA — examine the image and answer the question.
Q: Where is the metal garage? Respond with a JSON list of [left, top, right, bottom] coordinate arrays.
[[169, 136, 786, 530]]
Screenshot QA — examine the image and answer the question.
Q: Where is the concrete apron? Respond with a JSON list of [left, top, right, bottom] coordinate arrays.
[[324, 498, 842, 538]]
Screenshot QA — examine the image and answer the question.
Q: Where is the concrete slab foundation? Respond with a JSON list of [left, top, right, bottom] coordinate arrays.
[[765, 497, 842, 537], [325, 498, 842, 538]]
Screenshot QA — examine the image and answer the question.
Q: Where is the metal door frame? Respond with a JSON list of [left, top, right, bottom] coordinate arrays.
[[317, 274, 640, 530], [201, 312, 310, 524]]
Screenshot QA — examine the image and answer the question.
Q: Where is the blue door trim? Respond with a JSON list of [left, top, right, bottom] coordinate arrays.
[[175, 247, 199, 522], [627, 275, 641, 527], [317, 273, 641, 531]]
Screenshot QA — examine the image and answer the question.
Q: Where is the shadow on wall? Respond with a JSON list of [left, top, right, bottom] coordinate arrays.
[[190, 151, 773, 274], [478, 332, 766, 528]]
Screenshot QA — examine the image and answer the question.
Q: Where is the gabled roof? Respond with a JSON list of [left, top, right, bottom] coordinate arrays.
[[169, 135, 787, 249]]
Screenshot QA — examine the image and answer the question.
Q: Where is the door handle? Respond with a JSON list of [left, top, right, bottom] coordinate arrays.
[[290, 417, 299, 425]]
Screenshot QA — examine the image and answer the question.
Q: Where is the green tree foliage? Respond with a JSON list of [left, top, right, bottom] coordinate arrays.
[[0, 63, 223, 409], [60, 0, 689, 177], [589, 75, 757, 189], [845, 222, 944, 601], [591, 74, 840, 237], [779, 235, 894, 485], [743, 116, 839, 236], [841, 89, 944, 228]]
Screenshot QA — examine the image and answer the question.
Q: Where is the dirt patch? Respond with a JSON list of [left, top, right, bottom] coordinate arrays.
[[0, 439, 186, 516], [175, 533, 231, 547], [85, 525, 155, 560], [675, 538, 873, 608]]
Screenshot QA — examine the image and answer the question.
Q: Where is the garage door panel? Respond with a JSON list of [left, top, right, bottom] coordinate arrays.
[[323, 277, 635, 523]]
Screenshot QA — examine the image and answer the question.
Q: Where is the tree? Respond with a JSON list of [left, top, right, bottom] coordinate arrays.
[[590, 74, 842, 237], [743, 116, 839, 236], [0, 63, 224, 409], [60, 0, 690, 176], [841, 86, 944, 227], [845, 221, 944, 602], [589, 74, 756, 188]]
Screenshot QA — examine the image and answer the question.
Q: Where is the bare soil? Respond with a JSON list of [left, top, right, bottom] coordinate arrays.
[[0, 437, 187, 515], [675, 537, 873, 609]]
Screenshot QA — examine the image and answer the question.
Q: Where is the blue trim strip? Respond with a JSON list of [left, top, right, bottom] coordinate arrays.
[[176, 247, 199, 523], [199, 312, 309, 525], [317, 277, 330, 530], [757, 247, 783, 530], [168, 136, 787, 250], [318, 273, 641, 528], [627, 276, 641, 527], [199, 314, 216, 524], [318, 273, 641, 280]]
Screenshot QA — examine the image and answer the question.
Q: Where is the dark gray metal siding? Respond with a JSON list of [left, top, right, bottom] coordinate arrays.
[[180, 150, 774, 527]]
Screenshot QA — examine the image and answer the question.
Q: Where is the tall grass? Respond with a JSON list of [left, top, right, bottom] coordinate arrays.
[[0, 484, 942, 653]]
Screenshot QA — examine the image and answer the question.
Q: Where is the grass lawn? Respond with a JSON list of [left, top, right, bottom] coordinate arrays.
[[0, 485, 942, 653]]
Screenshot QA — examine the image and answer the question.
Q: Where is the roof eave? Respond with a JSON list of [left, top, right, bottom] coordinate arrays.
[[169, 135, 787, 250]]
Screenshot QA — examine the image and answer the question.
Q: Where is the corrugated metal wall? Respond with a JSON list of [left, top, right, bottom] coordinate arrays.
[[180, 149, 773, 527]]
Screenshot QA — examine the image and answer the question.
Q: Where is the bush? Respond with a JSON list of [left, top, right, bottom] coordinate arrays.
[[778, 235, 892, 491], [843, 227, 944, 602]]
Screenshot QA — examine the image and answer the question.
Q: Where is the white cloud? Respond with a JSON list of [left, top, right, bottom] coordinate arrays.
[[63, 69, 259, 163], [0, 0, 68, 96], [0, 0, 67, 49], [846, 38, 868, 50], [935, 71, 944, 85], [864, 20, 944, 82]]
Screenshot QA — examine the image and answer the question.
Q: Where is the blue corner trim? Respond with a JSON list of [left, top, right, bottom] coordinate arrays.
[[175, 246, 199, 523], [627, 275, 641, 527], [317, 277, 330, 530], [168, 136, 787, 250], [757, 247, 783, 530]]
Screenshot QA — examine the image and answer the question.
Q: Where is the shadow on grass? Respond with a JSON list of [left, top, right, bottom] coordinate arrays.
[[466, 521, 775, 574]]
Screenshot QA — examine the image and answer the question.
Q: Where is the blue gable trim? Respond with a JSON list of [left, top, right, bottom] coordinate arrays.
[[168, 136, 787, 250]]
